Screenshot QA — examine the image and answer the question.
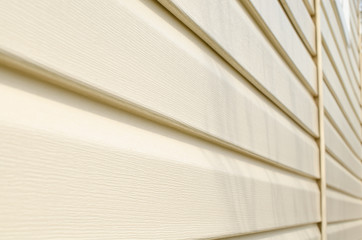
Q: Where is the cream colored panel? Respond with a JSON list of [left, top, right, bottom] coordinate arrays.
[[243, 0, 317, 93], [326, 188, 362, 222], [0, 0, 319, 176], [348, 43, 360, 89], [327, 220, 362, 240], [324, 118, 362, 179], [321, 9, 360, 116], [280, 0, 316, 55], [350, 25, 359, 70], [0, 66, 321, 239], [324, 83, 362, 157], [322, 47, 360, 138], [224, 224, 320, 240], [326, 153, 362, 199], [334, 2, 360, 84], [158, 0, 318, 136], [303, 0, 315, 15], [349, 0, 360, 53], [322, 0, 359, 99]]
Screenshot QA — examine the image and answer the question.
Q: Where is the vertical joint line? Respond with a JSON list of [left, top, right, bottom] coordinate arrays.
[[314, 0, 327, 239]]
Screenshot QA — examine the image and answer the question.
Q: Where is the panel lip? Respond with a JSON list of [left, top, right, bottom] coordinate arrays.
[[0, 49, 320, 179], [279, 0, 316, 56], [324, 117, 362, 181], [326, 185, 362, 200], [321, 0, 360, 102], [216, 223, 320, 239], [303, 0, 315, 15], [0, 78, 321, 239], [157, 0, 319, 138], [321, 46, 361, 139], [321, 35, 360, 120], [327, 219, 362, 238], [326, 188, 362, 224], [240, 0, 318, 95], [325, 148, 362, 181], [324, 109, 361, 161], [329, 0, 361, 88], [323, 82, 362, 158], [325, 152, 362, 199]]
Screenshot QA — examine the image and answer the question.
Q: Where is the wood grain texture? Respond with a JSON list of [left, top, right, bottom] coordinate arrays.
[[324, 118, 362, 180], [326, 188, 362, 223], [321, 8, 361, 116], [242, 0, 317, 94], [223, 224, 320, 240], [327, 220, 362, 240], [280, 0, 316, 55], [322, 47, 360, 138], [158, 0, 318, 136], [326, 153, 362, 199], [322, 0, 360, 96], [0, 65, 321, 239], [0, 0, 319, 177], [323, 82, 362, 158]]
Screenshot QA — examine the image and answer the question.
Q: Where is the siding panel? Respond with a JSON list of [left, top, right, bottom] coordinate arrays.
[[0, 65, 320, 239], [327, 220, 362, 240], [322, 0, 360, 94], [224, 224, 320, 240], [324, 82, 361, 157], [324, 118, 362, 179], [322, 47, 360, 138], [326, 153, 362, 199], [0, 0, 360, 239], [326, 188, 362, 222], [0, 0, 319, 177], [303, 0, 315, 15], [242, 0, 317, 92], [158, 0, 318, 135], [321, 8, 360, 116], [280, 0, 316, 55]]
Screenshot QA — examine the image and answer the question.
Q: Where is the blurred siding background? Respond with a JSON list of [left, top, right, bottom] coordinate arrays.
[[0, 0, 360, 239]]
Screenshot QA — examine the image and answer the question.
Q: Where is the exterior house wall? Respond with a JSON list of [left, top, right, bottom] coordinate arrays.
[[0, 0, 360, 239]]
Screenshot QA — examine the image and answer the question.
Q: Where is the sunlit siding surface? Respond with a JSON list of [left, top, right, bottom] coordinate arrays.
[[0, 0, 360, 239]]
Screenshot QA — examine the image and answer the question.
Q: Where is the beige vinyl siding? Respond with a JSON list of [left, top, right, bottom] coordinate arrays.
[[326, 153, 362, 199], [322, 0, 362, 238], [349, 1, 360, 72], [240, 0, 317, 95], [324, 83, 361, 157], [0, 0, 320, 177], [0, 0, 361, 239], [303, 0, 315, 15], [322, 47, 360, 137], [322, 0, 360, 96], [0, 64, 320, 239], [158, 0, 319, 137], [327, 220, 362, 240], [326, 188, 362, 222], [280, 0, 316, 55], [322, 0, 360, 103], [321, 7, 360, 116], [223, 224, 320, 240], [350, 25, 360, 71], [324, 117, 362, 180]]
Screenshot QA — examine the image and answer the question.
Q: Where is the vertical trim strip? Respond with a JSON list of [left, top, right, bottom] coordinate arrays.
[[314, 0, 327, 239]]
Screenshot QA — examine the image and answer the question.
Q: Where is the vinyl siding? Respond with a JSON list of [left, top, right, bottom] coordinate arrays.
[[0, 0, 360, 239], [321, 0, 362, 239]]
